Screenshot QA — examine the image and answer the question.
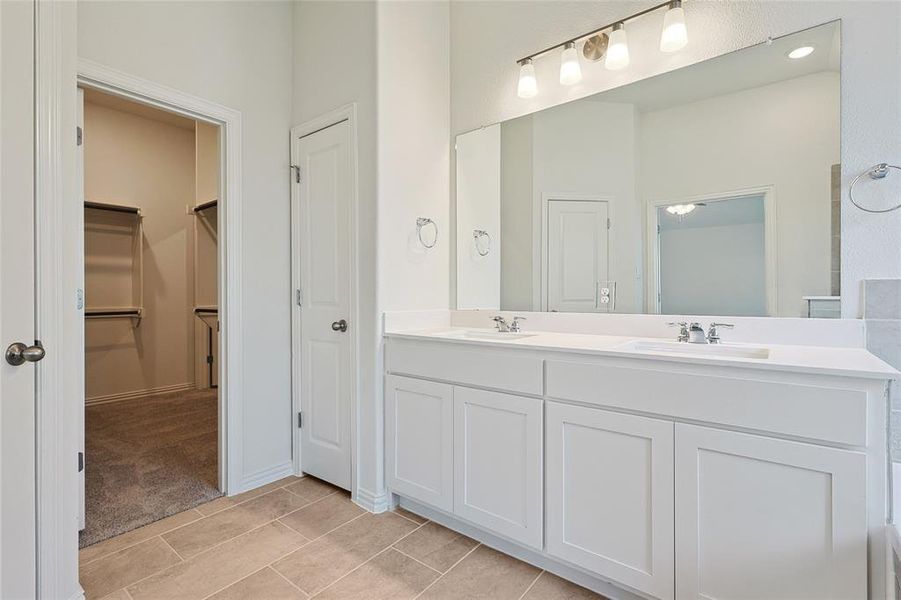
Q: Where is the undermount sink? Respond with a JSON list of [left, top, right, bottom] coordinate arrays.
[[443, 329, 538, 341], [619, 340, 770, 360]]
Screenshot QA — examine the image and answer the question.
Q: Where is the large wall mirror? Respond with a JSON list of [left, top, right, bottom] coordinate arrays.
[[455, 21, 840, 318]]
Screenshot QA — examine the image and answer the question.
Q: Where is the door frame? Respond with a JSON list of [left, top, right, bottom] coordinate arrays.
[[536, 192, 613, 312], [289, 105, 360, 498], [645, 185, 777, 316]]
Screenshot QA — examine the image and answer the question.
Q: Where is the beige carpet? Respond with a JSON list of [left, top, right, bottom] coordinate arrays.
[[79, 388, 222, 548]]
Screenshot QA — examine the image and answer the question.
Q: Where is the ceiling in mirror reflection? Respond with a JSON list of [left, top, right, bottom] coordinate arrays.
[[455, 21, 840, 319]]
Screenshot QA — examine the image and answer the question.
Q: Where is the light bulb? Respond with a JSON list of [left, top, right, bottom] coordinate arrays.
[[788, 46, 814, 59], [605, 23, 630, 70], [559, 41, 582, 85], [659, 1, 688, 52], [517, 59, 537, 98]]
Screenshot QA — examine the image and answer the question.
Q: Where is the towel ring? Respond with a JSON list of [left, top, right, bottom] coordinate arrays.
[[849, 163, 901, 214], [473, 229, 491, 256], [416, 217, 438, 248]]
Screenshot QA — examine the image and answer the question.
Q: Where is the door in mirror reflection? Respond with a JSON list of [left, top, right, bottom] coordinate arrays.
[[546, 199, 609, 312], [656, 194, 766, 317]]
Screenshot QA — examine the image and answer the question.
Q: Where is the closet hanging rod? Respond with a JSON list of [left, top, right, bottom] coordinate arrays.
[[193, 306, 218, 315], [85, 200, 141, 215], [85, 308, 143, 319], [193, 199, 218, 213]]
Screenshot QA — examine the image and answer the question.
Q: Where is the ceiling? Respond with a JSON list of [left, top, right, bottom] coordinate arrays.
[[587, 20, 840, 113], [82, 87, 197, 130]]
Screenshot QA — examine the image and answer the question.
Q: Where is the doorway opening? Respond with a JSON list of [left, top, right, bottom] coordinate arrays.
[[77, 87, 223, 547]]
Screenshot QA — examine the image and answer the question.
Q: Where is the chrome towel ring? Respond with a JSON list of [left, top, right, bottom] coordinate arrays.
[[416, 217, 438, 248], [849, 163, 901, 214], [473, 229, 491, 256]]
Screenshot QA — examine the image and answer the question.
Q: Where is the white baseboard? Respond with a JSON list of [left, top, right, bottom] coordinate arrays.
[[398, 497, 645, 600], [237, 461, 294, 496], [355, 486, 391, 513], [85, 382, 197, 406]]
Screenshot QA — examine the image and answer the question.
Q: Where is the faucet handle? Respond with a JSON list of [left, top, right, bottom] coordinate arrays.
[[707, 322, 734, 343], [510, 316, 526, 332], [491, 315, 508, 332], [666, 321, 690, 342]]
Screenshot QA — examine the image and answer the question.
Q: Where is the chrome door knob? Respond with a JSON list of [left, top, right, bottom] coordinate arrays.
[[6, 341, 46, 366], [331, 319, 348, 332]]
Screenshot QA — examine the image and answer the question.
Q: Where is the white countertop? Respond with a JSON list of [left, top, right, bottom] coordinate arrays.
[[384, 327, 898, 381]]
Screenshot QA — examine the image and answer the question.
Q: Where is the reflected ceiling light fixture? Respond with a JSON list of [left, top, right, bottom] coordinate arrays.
[[517, 58, 538, 98], [514, 0, 689, 97], [788, 45, 815, 59], [559, 41, 583, 85], [659, 0, 688, 52], [605, 23, 630, 70], [665, 203, 697, 219]]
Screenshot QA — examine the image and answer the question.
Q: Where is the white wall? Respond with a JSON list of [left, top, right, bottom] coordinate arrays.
[[641, 72, 839, 317], [294, 1, 450, 507], [450, 0, 901, 318], [456, 124, 500, 310], [78, 0, 295, 487]]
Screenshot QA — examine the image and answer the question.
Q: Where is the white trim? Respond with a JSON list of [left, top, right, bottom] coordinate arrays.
[[85, 382, 198, 406], [239, 461, 295, 492], [74, 59, 244, 494], [290, 104, 360, 502], [536, 192, 614, 312], [355, 487, 391, 513], [645, 185, 778, 316]]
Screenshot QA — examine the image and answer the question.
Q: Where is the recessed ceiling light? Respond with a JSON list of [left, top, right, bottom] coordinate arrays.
[[788, 46, 815, 59]]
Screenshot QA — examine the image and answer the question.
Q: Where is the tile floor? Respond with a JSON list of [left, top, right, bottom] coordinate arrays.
[[79, 475, 606, 600]]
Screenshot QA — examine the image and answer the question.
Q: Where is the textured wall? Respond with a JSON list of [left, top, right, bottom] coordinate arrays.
[[450, 1, 901, 318]]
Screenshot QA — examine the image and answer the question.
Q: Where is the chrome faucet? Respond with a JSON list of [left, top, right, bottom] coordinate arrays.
[[509, 316, 526, 332], [667, 321, 735, 344], [492, 316, 510, 332]]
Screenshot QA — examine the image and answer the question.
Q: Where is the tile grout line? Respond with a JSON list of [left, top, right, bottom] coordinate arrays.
[[277, 508, 368, 544], [390, 546, 445, 576], [269, 564, 312, 598], [79, 509, 207, 567], [157, 534, 188, 562], [517, 569, 545, 600], [198, 565, 272, 600], [412, 542, 482, 599], [308, 546, 399, 598], [389, 519, 430, 546], [391, 509, 428, 527]]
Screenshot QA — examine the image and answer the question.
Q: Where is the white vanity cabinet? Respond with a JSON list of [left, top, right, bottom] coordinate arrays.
[[674, 423, 868, 600], [546, 402, 675, 599], [454, 387, 543, 549], [385, 375, 454, 511]]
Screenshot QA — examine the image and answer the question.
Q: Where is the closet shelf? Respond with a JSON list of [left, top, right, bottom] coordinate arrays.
[[85, 201, 142, 216], [193, 199, 218, 213], [85, 307, 143, 321]]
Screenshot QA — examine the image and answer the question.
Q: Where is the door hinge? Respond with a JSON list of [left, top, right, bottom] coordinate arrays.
[[76, 288, 84, 310], [607, 218, 611, 229], [77, 451, 84, 472], [291, 164, 300, 184], [76, 126, 83, 146], [297, 411, 303, 428], [206, 354, 214, 365], [296, 289, 302, 307]]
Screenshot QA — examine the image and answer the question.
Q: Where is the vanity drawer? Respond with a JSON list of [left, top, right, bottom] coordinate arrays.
[[545, 360, 868, 447], [386, 338, 543, 395]]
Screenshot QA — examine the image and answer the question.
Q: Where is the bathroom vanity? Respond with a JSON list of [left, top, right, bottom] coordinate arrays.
[[383, 318, 896, 600]]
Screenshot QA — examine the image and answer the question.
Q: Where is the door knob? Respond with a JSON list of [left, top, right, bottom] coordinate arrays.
[[6, 341, 46, 366], [331, 319, 348, 332]]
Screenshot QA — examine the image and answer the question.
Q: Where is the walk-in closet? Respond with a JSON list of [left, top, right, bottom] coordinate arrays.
[[79, 88, 221, 547]]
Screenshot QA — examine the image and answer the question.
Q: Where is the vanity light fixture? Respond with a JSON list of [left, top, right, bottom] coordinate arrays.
[[605, 23, 630, 70], [559, 41, 583, 85], [515, 0, 689, 97], [788, 46, 815, 59], [659, 1, 688, 52], [517, 58, 538, 98]]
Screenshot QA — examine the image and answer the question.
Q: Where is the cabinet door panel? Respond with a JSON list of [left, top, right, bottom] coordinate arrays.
[[546, 402, 674, 600], [454, 387, 543, 549], [675, 424, 866, 600], [385, 375, 453, 511]]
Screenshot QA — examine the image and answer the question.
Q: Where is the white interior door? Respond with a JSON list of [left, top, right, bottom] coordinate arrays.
[[76, 87, 86, 530], [1, 0, 38, 596], [546, 199, 609, 312], [292, 120, 352, 490]]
